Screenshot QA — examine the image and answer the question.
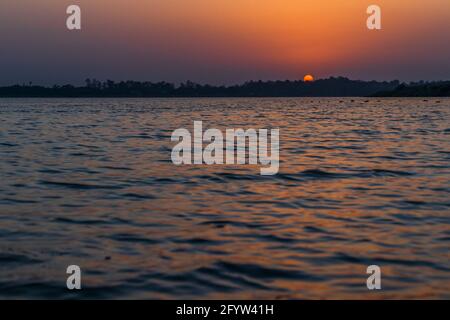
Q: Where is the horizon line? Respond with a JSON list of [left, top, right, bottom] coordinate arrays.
[[2, 77, 450, 88]]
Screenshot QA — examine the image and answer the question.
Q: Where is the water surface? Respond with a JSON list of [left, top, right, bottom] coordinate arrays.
[[0, 98, 449, 299]]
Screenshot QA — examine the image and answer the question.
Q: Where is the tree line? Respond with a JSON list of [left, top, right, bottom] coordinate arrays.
[[0, 77, 448, 97]]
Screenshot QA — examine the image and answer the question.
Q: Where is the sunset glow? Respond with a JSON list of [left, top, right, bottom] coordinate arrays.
[[0, 0, 449, 303], [0, 0, 449, 84]]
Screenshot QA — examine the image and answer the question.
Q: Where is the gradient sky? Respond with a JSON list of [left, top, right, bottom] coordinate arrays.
[[0, 0, 449, 85]]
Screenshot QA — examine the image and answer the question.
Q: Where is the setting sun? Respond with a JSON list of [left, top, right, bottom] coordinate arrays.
[[304, 74, 314, 82]]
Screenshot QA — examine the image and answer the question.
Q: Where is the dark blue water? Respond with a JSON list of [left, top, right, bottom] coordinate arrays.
[[0, 98, 449, 299]]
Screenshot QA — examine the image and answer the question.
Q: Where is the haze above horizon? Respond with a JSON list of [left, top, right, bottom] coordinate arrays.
[[0, 0, 449, 85]]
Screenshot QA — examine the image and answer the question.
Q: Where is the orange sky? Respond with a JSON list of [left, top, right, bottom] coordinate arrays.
[[0, 0, 449, 84]]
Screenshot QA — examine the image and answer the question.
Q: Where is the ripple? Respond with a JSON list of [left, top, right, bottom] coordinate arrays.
[[121, 192, 156, 200], [40, 180, 123, 190], [106, 233, 161, 245], [216, 261, 325, 281], [0, 253, 43, 266]]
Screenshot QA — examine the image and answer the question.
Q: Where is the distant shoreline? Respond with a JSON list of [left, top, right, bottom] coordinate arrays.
[[0, 96, 448, 99], [1, 78, 449, 98]]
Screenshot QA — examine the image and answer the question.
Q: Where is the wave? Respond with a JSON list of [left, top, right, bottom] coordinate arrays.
[[39, 180, 123, 190]]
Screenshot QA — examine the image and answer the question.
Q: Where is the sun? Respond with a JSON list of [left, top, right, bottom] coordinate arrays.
[[304, 74, 314, 82]]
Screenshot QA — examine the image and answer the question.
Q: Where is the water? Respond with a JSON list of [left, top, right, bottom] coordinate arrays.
[[0, 98, 449, 299]]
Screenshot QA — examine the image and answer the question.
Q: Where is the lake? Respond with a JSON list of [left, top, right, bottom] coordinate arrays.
[[0, 98, 449, 299]]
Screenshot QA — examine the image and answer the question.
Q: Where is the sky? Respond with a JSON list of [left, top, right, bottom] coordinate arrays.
[[0, 0, 449, 85]]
